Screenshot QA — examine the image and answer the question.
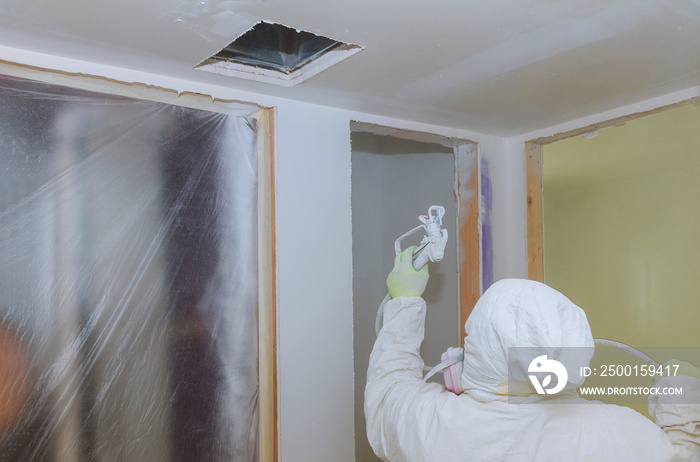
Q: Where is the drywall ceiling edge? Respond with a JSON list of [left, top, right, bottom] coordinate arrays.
[[512, 86, 700, 145]]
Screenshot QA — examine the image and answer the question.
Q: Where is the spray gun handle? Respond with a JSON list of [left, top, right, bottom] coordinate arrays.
[[412, 228, 449, 270]]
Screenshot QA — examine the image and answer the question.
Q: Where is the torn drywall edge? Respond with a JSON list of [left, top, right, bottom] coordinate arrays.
[[194, 18, 259, 67], [0, 58, 260, 116], [347, 114, 493, 151], [196, 43, 363, 87], [0, 45, 267, 114], [513, 87, 700, 145], [350, 121, 473, 147]]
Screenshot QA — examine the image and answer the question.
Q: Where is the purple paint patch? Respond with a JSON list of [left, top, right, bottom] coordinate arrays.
[[480, 158, 494, 291]]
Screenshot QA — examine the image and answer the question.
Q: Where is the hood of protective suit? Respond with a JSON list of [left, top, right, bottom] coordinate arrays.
[[460, 279, 594, 401]]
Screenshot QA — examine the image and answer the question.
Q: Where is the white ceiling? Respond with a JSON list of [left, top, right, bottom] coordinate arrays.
[[1, 0, 699, 136]]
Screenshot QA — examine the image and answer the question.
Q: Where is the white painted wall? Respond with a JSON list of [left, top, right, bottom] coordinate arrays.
[[274, 100, 356, 460]]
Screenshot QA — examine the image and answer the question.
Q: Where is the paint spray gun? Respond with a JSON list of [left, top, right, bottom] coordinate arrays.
[[394, 205, 449, 271], [376, 206, 449, 336]]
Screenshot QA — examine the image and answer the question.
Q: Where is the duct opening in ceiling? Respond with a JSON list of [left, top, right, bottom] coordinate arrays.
[[196, 21, 363, 87]]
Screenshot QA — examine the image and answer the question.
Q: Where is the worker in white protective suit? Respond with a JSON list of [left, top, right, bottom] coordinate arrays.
[[365, 247, 700, 462]]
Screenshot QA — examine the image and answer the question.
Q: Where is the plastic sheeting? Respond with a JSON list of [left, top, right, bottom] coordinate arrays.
[[0, 75, 260, 461]]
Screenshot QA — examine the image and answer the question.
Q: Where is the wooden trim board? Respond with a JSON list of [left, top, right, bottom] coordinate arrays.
[[455, 143, 481, 338], [257, 107, 278, 462], [526, 142, 544, 282]]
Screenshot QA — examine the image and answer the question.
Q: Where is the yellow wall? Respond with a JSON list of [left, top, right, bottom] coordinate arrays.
[[543, 102, 700, 349]]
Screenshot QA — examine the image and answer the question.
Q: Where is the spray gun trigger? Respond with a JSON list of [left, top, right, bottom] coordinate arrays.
[[412, 242, 430, 261]]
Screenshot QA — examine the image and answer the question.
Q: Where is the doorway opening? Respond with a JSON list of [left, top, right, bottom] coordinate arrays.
[[350, 122, 480, 461], [526, 98, 700, 415]]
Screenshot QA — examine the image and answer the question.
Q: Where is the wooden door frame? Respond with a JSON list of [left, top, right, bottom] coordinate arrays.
[[454, 142, 481, 328], [257, 107, 278, 462]]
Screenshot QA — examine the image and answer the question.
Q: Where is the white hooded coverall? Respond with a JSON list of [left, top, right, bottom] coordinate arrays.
[[365, 278, 700, 461]]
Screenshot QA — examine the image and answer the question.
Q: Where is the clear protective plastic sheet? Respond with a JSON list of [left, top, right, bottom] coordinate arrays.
[[0, 74, 260, 461]]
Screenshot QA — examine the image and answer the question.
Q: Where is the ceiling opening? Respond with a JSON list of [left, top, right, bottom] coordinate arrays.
[[196, 21, 363, 87]]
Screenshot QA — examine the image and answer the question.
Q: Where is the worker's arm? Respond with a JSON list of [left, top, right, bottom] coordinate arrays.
[[365, 247, 456, 461], [369, 246, 430, 397], [365, 295, 431, 461]]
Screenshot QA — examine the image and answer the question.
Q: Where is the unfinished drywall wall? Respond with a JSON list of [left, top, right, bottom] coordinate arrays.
[[543, 102, 700, 348], [351, 132, 459, 462]]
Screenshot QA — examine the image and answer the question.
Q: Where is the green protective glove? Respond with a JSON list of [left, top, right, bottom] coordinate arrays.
[[655, 359, 700, 381], [386, 246, 429, 298]]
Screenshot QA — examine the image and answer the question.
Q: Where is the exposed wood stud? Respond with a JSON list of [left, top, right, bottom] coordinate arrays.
[[455, 143, 481, 342], [526, 142, 544, 283]]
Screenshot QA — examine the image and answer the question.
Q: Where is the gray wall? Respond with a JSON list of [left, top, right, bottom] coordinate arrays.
[[351, 132, 459, 462]]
